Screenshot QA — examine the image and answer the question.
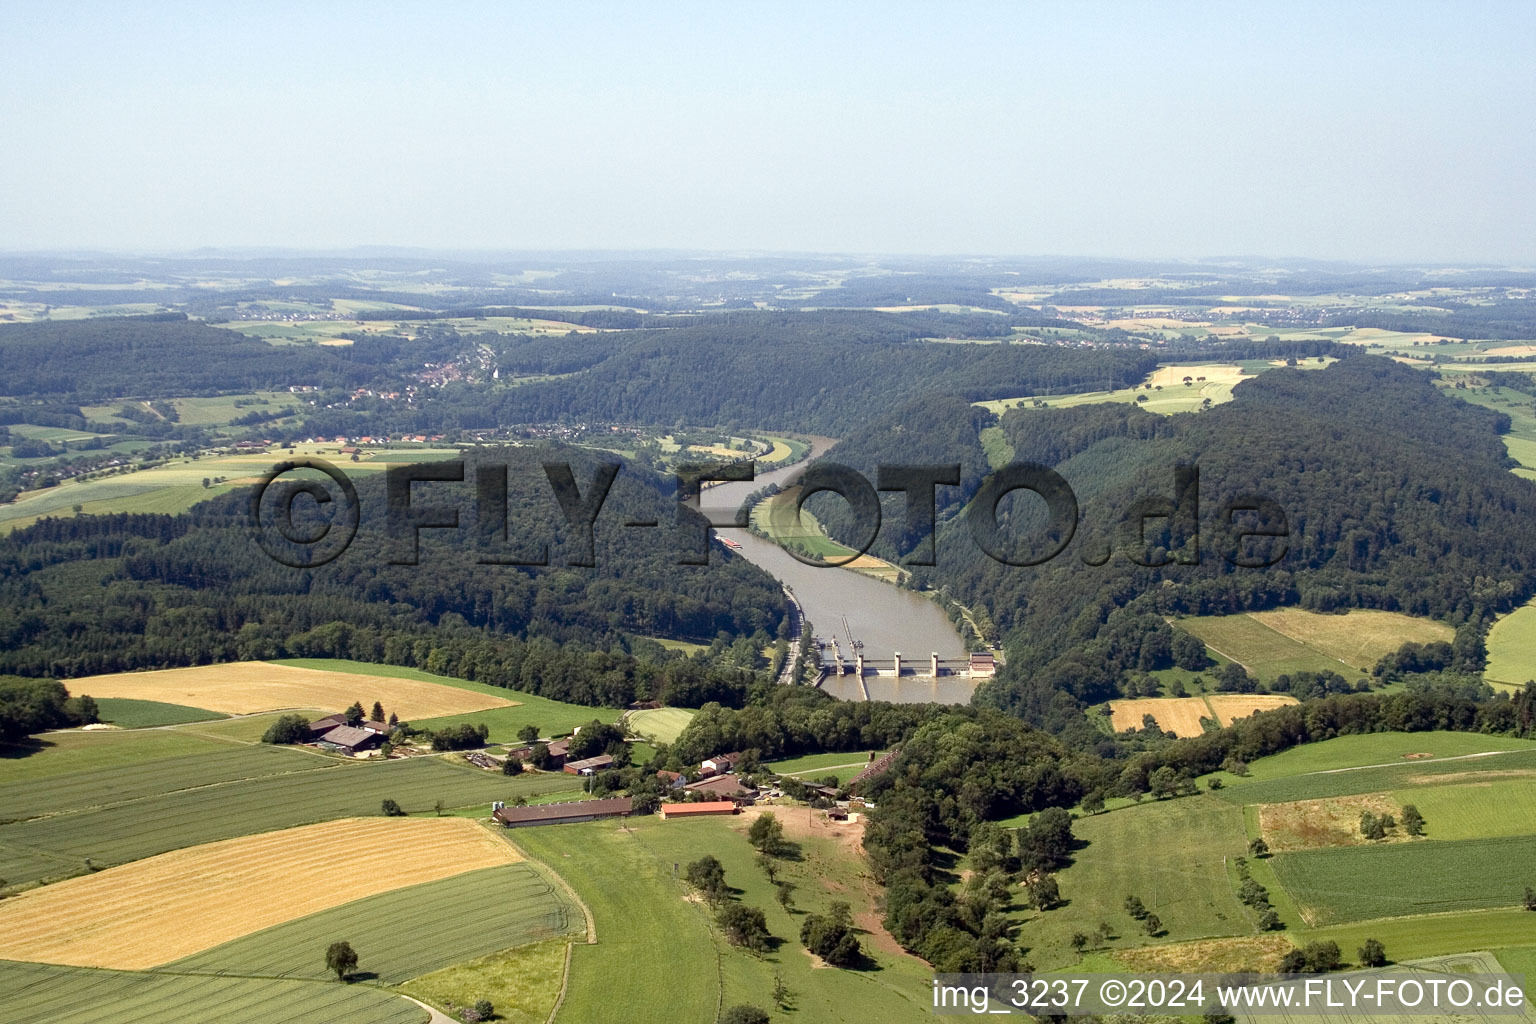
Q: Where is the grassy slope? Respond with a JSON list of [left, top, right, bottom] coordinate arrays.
[[1271, 835, 1536, 925], [0, 958, 427, 1024], [763, 750, 885, 780], [0, 729, 226, 784], [517, 814, 937, 1024], [400, 939, 568, 1024], [168, 863, 578, 984], [624, 707, 695, 744], [1210, 748, 1536, 806], [1016, 795, 1254, 969], [92, 698, 225, 729], [0, 744, 327, 822]]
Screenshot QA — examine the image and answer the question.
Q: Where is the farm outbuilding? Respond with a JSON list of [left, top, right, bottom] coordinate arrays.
[[563, 754, 615, 775], [660, 801, 738, 819], [492, 797, 634, 829], [316, 724, 383, 754]]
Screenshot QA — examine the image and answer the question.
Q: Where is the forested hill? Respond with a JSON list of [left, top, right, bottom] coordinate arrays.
[[0, 316, 384, 399], [480, 312, 1158, 436], [0, 446, 786, 706], [808, 357, 1536, 725]]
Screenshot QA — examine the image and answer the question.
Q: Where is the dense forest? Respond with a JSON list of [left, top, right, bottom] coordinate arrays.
[[799, 358, 1536, 732], [0, 445, 786, 706], [0, 316, 386, 399]]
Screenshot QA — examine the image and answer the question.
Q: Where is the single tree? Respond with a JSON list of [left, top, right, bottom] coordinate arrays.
[[748, 812, 785, 855], [1401, 804, 1425, 836], [502, 755, 523, 776], [381, 798, 405, 817], [370, 701, 385, 722], [1124, 895, 1148, 920], [1148, 766, 1178, 799], [517, 723, 541, 745], [388, 711, 399, 727], [771, 972, 789, 1008], [775, 881, 796, 913], [1523, 886, 1536, 912], [717, 902, 772, 952], [261, 713, 311, 745], [1070, 932, 1089, 952], [344, 701, 365, 727], [718, 1006, 770, 1024], [1248, 837, 1270, 858], [1358, 938, 1387, 967], [685, 855, 728, 905], [1142, 913, 1163, 936], [1257, 908, 1282, 931], [324, 939, 358, 981], [1026, 874, 1061, 911], [756, 852, 777, 883]]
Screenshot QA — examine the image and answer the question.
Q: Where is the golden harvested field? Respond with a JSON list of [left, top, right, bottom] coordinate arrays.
[[1108, 694, 1298, 736], [1205, 693, 1299, 726], [1116, 934, 1294, 973], [65, 661, 516, 718], [1246, 608, 1452, 670], [1144, 363, 1245, 387], [1257, 793, 1406, 852], [0, 817, 521, 969], [1108, 697, 1211, 737]]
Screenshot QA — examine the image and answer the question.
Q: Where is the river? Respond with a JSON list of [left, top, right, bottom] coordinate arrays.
[[695, 438, 976, 705]]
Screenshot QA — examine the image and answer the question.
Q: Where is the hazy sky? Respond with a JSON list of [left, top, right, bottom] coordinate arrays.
[[3, 2, 1534, 261]]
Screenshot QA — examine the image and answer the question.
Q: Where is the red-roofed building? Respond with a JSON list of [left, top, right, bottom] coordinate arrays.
[[661, 801, 738, 819]]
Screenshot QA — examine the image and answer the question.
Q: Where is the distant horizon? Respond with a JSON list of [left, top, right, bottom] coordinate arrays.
[[1, 247, 1533, 273]]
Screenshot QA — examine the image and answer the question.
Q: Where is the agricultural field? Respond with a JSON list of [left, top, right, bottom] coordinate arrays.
[[518, 811, 938, 1024], [0, 727, 229, 783], [763, 749, 886, 780], [1485, 599, 1536, 689], [623, 707, 695, 744], [275, 658, 617, 741], [1214, 747, 1536, 806], [1016, 795, 1255, 969], [0, 756, 580, 888], [1218, 731, 1536, 782], [65, 661, 516, 718], [0, 743, 328, 823], [1106, 694, 1298, 737], [171, 862, 578, 985], [91, 698, 222, 729], [1270, 835, 1536, 926], [976, 359, 1335, 418], [0, 959, 429, 1024], [1174, 608, 1452, 680], [0, 818, 520, 968], [401, 939, 569, 1024]]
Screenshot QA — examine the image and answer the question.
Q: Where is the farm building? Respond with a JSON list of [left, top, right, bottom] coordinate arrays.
[[492, 797, 634, 829], [563, 754, 615, 775], [682, 774, 757, 803], [544, 738, 571, 768], [661, 801, 738, 819], [307, 713, 347, 738], [700, 752, 742, 777], [316, 724, 383, 754], [849, 749, 899, 794]]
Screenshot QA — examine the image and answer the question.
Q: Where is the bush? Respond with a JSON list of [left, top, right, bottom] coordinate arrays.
[[1358, 938, 1387, 967], [381, 798, 405, 817], [718, 1006, 770, 1024], [502, 755, 524, 776], [261, 713, 312, 745], [717, 902, 772, 952], [800, 901, 860, 967]]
